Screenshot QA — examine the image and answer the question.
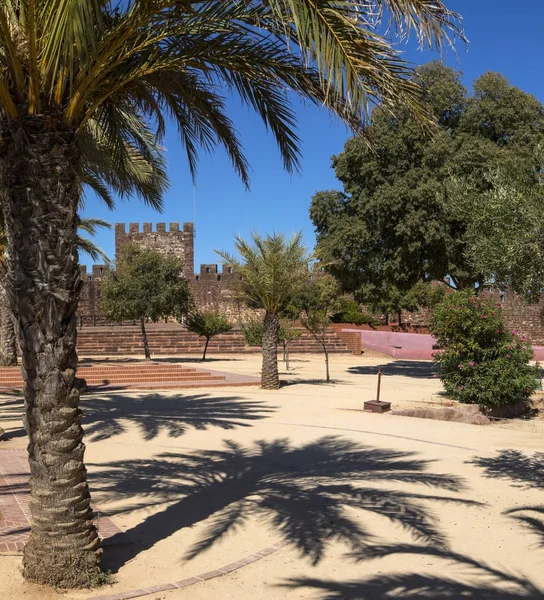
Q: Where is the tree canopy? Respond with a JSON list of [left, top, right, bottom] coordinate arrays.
[[310, 62, 544, 302], [101, 244, 191, 358]]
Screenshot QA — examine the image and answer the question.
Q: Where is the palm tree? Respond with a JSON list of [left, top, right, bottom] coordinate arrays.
[[0, 221, 16, 366], [0, 0, 463, 586], [217, 232, 311, 389], [0, 216, 110, 367]]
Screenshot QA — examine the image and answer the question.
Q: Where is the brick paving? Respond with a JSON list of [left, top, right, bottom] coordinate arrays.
[[87, 541, 289, 600], [0, 449, 126, 553]]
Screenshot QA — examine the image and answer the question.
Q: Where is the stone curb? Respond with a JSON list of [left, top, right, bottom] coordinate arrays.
[[87, 541, 288, 600]]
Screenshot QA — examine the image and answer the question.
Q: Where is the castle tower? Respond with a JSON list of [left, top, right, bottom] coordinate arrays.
[[114, 221, 195, 278]]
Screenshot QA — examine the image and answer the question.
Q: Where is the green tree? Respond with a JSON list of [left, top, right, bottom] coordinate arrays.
[[101, 245, 191, 360], [291, 274, 343, 381], [217, 232, 311, 389], [311, 62, 544, 303], [278, 320, 302, 371], [359, 280, 437, 326], [0, 1, 462, 585], [446, 170, 544, 303], [186, 311, 233, 360]]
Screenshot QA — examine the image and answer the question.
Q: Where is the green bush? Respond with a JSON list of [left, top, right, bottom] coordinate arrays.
[[241, 317, 264, 346], [331, 299, 376, 325], [430, 290, 540, 409], [241, 316, 302, 348]]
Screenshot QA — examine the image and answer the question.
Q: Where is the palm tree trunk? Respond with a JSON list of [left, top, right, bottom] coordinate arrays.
[[0, 281, 17, 366], [0, 113, 101, 586], [261, 311, 280, 389], [140, 318, 151, 360]]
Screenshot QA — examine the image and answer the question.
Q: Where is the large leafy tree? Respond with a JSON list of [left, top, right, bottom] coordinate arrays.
[[216, 232, 311, 389], [101, 244, 191, 360], [311, 62, 544, 302], [0, 0, 462, 586]]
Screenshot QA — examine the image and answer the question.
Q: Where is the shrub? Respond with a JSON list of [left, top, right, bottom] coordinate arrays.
[[331, 299, 377, 325], [430, 290, 540, 409], [241, 317, 264, 346], [241, 316, 302, 354]]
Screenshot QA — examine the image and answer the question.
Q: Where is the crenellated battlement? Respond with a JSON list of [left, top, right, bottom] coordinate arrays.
[[115, 221, 194, 277], [79, 264, 109, 281], [194, 263, 239, 282], [115, 222, 194, 235]]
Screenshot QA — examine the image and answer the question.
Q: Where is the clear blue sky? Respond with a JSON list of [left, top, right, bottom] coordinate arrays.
[[80, 1, 544, 269]]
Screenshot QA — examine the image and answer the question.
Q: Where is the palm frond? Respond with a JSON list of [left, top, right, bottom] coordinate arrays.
[[216, 231, 311, 313]]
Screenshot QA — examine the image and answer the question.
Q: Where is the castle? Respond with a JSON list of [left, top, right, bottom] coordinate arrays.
[[78, 221, 242, 324], [77, 220, 544, 344]]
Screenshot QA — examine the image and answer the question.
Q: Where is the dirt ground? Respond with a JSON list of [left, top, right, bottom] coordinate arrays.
[[1, 352, 543, 599]]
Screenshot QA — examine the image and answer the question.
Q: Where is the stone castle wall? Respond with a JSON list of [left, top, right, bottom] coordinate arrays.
[[115, 221, 195, 278], [78, 221, 246, 323]]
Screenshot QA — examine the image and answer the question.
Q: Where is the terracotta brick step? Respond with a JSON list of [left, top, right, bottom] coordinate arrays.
[[0, 373, 224, 383]]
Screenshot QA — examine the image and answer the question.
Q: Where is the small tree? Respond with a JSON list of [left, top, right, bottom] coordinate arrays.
[[430, 290, 540, 409], [186, 311, 232, 360], [217, 232, 311, 390], [278, 322, 302, 370], [292, 275, 343, 382], [101, 244, 191, 360]]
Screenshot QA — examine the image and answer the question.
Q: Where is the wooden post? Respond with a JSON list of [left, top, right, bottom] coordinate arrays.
[[376, 366, 382, 402]]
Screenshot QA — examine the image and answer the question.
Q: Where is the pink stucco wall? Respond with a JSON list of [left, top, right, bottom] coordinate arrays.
[[343, 328, 544, 361]]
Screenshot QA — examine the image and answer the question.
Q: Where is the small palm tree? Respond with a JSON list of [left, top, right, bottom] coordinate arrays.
[[0, 0, 463, 586], [217, 232, 311, 389]]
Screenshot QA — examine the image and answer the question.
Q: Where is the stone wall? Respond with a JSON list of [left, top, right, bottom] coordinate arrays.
[[189, 263, 245, 319], [78, 264, 109, 325], [115, 221, 194, 278], [77, 221, 247, 322]]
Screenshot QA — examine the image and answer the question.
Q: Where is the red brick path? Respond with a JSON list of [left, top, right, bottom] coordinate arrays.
[[0, 449, 126, 553]]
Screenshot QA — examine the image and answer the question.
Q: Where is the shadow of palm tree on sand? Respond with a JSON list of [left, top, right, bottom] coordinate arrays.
[[80, 392, 275, 441], [89, 436, 475, 573], [469, 449, 544, 551]]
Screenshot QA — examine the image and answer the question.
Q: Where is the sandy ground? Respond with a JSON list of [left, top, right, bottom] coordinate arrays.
[[1, 353, 543, 599]]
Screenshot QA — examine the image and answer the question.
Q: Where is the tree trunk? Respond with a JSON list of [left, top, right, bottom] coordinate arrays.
[[261, 311, 280, 389], [0, 281, 17, 366], [285, 343, 290, 371], [140, 318, 151, 360], [397, 310, 402, 327], [0, 113, 101, 586], [320, 339, 330, 382], [202, 337, 210, 361]]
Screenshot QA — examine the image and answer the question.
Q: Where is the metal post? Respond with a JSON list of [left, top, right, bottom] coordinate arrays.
[[376, 367, 382, 403]]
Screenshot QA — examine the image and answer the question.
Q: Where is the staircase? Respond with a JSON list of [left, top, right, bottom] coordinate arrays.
[[74, 324, 351, 357], [0, 362, 259, 391]]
